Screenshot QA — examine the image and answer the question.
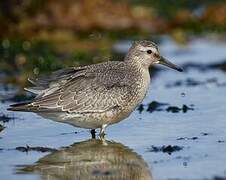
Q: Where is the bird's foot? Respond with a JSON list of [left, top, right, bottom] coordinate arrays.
[[99, 131, 106, 139], [99, 124, 108, 140]]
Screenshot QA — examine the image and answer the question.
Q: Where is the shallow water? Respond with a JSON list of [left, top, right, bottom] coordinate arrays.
[[1, 37, 226, 180]]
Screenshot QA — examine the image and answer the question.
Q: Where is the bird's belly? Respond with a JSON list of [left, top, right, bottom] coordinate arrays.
[[37, 107, 132, 129], [37, 112, 105, 129]]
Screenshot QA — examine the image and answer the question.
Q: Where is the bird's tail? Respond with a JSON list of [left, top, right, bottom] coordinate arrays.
[[7, 102, 31, 112]]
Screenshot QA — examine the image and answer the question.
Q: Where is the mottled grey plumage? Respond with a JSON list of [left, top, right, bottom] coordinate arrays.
[[8, 40, 182, 137]]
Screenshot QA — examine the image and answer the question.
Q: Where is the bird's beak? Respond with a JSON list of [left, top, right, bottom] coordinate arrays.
[[157, 56, 183, 72]]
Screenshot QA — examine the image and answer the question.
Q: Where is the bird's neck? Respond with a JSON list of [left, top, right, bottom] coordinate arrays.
[[124, 54, 150, 70]]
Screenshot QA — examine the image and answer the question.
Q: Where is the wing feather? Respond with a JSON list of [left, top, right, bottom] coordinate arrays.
[[17, 62, 136, 113]]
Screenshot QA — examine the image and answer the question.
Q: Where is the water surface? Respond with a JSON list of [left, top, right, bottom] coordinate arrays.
[[1, 37, 226, 180]]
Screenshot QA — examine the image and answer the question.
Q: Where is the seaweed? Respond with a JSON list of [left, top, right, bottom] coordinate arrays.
[[147, 145, 183, 155], [15, 145, 57, 153]]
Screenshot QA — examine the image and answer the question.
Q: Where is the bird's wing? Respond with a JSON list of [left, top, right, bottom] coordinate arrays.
[[21, 62, 135, 113], [25, 66, 87, 97]]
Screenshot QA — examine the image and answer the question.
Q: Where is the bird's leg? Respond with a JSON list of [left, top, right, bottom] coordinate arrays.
[[99, 124, 107, 139], [90, 129, 96, 139]]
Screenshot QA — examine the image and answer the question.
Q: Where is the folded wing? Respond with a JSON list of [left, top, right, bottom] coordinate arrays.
[[9, 62, 134, 113]]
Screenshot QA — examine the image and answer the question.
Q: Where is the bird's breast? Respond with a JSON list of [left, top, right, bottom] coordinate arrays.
[[123, 68, 150, 111], [135, 69, 151, 103]]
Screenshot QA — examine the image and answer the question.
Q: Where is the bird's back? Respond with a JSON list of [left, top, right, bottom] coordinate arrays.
[[8, 60, 150, 116]]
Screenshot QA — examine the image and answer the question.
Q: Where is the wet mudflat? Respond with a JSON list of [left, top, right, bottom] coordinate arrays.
[[1, 37, 226, 180]]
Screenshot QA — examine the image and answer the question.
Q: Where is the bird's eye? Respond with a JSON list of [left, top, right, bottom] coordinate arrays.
[[147, 50, 152, 54]]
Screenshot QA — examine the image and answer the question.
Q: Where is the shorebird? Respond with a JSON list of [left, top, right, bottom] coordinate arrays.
[[8, 40, 182, 138]]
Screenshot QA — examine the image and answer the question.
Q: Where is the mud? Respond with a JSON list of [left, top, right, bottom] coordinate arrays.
[[0, 124, 5, 132], [166, 104, 194, 113], [0, 114, 14, 123], [147, 145, 183, 155], [138, 102, 194, 113], [15, 146, 57, 153]]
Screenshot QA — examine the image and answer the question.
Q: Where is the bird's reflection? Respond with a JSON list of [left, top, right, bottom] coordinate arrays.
[[19, 139, 152, 180]]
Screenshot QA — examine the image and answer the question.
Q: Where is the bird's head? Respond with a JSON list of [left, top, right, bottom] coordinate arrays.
[[125, 40, 183, 72]]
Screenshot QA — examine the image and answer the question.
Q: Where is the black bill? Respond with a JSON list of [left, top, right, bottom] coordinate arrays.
[[158, 56, 183, 72]]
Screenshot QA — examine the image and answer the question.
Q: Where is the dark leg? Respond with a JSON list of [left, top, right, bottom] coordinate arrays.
[[91, 129, 96, 139]]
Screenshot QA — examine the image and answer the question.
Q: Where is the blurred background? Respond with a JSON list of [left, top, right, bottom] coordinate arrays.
[[1, 0, 226, 86]]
